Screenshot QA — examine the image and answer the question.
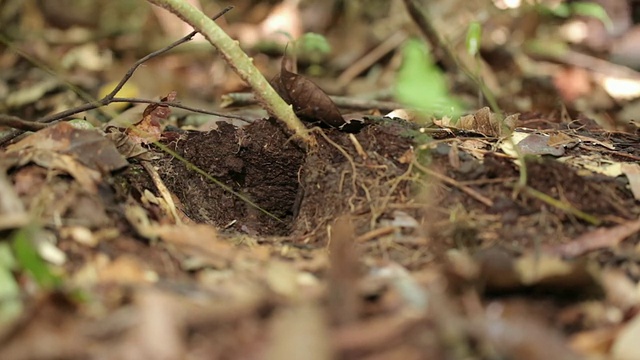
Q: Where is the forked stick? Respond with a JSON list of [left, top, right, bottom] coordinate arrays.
[[147, 0, 313, 144]]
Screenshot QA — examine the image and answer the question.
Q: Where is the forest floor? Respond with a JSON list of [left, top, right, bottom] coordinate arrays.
[[2, 1, 640, 359]]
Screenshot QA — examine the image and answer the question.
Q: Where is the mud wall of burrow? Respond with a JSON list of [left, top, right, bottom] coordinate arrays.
[[155, 118, 416, 240]]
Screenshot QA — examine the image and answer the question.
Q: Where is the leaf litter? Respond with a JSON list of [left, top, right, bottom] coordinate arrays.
[[3, 1, 640, 359]]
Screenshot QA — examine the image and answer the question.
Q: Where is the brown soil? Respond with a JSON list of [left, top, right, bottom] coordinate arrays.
[[158, 119, 306, 236], [8, 1, 640, 358], [153, 118, 418, 242], [4, 115, 640, 359], [151, 117, 640, 258]]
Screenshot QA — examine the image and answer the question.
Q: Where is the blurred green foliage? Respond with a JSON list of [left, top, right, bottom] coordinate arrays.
[[0, 226, 62, 325], [0, 242, 21, 324], [11, 226, 61, 290], [296, 32, 332, 63], [540, 1, 612, 30], [466, 22, 482, 57], [394, 38, 464, 119]]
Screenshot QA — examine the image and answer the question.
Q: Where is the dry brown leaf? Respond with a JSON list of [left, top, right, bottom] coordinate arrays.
[[547, 131, 579, 148], [126, 91, 175, 144], [18, 149, 102, 193], [104, 127, 152, 160], [271, 54, 345, 128], [435, 107, 517, 137], [6, 122, 128, 172], [155, 224, 247, 269]]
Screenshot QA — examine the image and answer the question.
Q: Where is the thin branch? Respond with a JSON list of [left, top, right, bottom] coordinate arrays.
[[0, 115, 48, 132], [110, 98, 252, 122], [0, 129, 20, 145], [0, 95, 252, 140], [0, 6, 233, 146], [37, 101, 105, 124]]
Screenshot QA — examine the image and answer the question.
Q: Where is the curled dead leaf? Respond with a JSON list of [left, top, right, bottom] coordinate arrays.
[[126, 91, 176, 144], [271, 54, 346, 128]]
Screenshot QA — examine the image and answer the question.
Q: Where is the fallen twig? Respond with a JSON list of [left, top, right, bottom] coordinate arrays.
[[110, 98, 252, 122], [0, 115, 48, 132], [221, 92, 404, 113]]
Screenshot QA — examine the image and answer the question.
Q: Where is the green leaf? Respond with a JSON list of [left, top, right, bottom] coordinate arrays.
[[0, 266, 22, 324], [466, 22, 482, 57], [395, 38, 463, 118], [68, 119, 95, 130], [524, 39, 569, 58], [295, 32, 331, 64], [11, 227, 61, 289], [0, 242, 16, 270], [297, 32, 331, 55], [540, 2, 612, 30], [571, 2, 613, 31], [544, 3, 571, 17], [0, 243, 22, 324]]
